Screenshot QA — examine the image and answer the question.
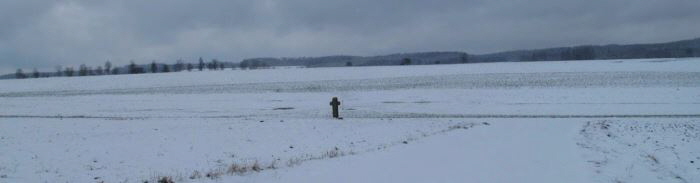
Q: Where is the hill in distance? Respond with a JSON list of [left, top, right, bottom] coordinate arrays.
[[3, 37, 699, 79], [242, 37, 700, 68]]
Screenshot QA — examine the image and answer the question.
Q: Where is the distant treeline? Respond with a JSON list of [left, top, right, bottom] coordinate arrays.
[[6, 37, 700, 79], [240, 52, 470, 68], [10, 57, 271, 79], [241, 37, 700, 67], [476, 37, 700, 62]]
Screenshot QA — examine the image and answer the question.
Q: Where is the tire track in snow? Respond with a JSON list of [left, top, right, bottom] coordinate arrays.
[[152, 122, 487, 182]]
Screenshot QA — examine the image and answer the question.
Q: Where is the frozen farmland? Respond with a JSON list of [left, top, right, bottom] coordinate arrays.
[[1, 58, 699, 183]]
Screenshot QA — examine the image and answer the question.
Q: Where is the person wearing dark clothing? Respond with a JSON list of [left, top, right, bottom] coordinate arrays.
[[330, 97, 341, 118]]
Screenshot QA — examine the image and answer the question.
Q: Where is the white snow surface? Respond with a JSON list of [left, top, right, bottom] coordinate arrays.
[[1, 58, 699, 183]]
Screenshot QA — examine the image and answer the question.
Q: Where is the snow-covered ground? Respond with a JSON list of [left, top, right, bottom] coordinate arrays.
[[1, 58, 699, 183]]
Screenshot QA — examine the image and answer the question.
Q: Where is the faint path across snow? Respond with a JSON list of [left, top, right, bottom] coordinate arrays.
[[227, 119, 590, 183]]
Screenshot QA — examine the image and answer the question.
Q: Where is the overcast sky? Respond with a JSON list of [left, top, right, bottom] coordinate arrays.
[[1, 0, 700, 74]]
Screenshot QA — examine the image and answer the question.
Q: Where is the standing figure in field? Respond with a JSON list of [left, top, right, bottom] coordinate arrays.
[[330, 97, 341, 119]]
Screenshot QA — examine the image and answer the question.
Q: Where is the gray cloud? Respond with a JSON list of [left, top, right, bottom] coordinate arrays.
[[1, 0, 699, 74]]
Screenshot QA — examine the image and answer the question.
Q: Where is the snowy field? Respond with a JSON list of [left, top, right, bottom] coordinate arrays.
[[1, 58, 699, 183]]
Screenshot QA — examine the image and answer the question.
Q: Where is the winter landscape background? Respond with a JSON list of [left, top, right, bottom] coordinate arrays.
[[2, 1, 700, 183], [1, 58, 699, 182]]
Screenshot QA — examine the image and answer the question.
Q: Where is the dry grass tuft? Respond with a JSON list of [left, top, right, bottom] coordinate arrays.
[[157, 176, 174, 183]]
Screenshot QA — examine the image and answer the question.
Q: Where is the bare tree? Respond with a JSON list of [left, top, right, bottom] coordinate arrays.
[[209, 59, 219, 70], [64, 67, 74, 77], [239, 61, 248, 70], [32, 68, 39, 78], [104, 61, 112, 74], [16, 69, 26, 79], [55, 66, 63, 77], [174, 59, 184, 72], [129, 61, 138, 74], [198, 57, 204, 71], [96, 66, 104, 75], [151, 60, 158, 73], [78, 64, 88, 76]]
